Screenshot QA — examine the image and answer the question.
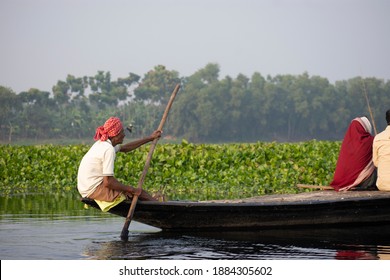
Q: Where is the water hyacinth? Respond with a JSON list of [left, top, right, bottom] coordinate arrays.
[[0, 140, 340, 200]]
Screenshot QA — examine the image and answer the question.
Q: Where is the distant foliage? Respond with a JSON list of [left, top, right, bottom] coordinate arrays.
[[1, 64, 389, 143], [0, 141, 340, 200]]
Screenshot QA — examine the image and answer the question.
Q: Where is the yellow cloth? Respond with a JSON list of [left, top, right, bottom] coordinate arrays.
[[373, 126, 390, 191], [95, 194, 126, 212]]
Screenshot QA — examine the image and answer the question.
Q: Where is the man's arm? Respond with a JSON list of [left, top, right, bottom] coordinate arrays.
[[119, 130, 162, 153], [119, 137, 154, 153], [373, 140, 379, 167]]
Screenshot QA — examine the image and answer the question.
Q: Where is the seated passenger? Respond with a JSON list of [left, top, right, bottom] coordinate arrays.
[[373, 109, 390, 191], [330, 116, 377, 191]]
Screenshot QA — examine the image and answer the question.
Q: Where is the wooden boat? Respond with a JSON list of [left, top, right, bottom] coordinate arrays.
[[82, 190, 390, 231]]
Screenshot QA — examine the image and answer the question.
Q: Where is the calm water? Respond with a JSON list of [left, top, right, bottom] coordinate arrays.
[[1, 194, 390, 260]]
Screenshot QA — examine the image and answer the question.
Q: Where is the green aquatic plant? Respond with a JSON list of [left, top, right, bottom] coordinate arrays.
[[0, 140, 340, 200]]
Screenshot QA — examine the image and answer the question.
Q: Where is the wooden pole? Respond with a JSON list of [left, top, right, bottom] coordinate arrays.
[[120, 84, 180, 241], [361, 77, 378, 135]]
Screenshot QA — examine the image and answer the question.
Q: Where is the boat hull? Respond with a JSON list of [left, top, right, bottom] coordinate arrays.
[[82, 191, 390, 230]]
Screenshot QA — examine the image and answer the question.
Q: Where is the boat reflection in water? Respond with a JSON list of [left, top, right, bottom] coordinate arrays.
[[2, 194, 389, 260], [82, 223, 390, 260], [81, 191, 390, 259]]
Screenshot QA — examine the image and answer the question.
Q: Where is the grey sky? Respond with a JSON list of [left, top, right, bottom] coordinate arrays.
[[1, 0, 389, 93]]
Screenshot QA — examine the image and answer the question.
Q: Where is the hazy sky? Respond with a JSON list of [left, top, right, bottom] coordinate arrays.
[[1, 0, 389, 93]]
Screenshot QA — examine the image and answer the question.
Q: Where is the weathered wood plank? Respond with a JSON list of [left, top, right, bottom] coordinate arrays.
[[296, 184, 334, 190]]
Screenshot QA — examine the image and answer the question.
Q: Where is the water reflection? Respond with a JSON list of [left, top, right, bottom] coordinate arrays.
[[1, 194, 390, 260], [83, 225, 390, 260], [0, 193, 88, 217], [377, 246, 390, 260]]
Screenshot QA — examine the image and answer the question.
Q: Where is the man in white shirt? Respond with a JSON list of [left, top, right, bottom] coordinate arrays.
[[373, 110, 390, 191], [77, 117, 161, 208]]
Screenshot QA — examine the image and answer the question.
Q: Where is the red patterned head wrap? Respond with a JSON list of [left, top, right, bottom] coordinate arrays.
[[94, 117, 123, 141]]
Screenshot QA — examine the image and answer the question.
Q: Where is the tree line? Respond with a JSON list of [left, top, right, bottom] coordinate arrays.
[[1, 63, 389, 143]]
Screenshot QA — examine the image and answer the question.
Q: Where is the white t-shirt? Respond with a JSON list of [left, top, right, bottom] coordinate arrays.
[[77, 140, 121, 197]]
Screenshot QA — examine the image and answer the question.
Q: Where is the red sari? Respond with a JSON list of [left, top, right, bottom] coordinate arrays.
[[330, 117, 375, 191]]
